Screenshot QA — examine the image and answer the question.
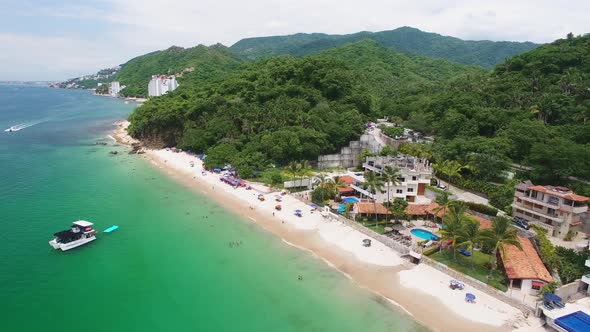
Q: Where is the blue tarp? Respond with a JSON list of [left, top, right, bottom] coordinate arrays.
[[342, 197, 359, 203], [544, 293, 562, 303]]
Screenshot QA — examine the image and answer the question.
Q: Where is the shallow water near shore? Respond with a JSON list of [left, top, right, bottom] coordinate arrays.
[[0, 86, 427, 331]]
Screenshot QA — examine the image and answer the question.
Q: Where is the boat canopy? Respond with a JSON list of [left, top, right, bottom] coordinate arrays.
[[54, 230, 82, 242], [73, 220, 93, 227]]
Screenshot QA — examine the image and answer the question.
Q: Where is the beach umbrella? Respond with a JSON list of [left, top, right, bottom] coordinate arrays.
[[466, 293, 476, 302], [295, 209, 302, 213], [310, 203, 318, 209]]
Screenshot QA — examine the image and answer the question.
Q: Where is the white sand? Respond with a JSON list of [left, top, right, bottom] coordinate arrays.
[[399, 264, 526, 327], [149, 148, 403, 267], [110, 117, 533, 331], [147, 148, 540, 330]]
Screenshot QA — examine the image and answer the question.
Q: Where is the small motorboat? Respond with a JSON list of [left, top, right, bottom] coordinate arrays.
[[49, 220, 98, 251]]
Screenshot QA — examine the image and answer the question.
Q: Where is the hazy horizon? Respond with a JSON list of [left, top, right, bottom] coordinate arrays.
[[1, 0, 589, 81]]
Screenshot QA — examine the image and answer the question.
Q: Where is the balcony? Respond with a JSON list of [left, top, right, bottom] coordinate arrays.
[[560, 205, 589, 214], [511, 204, 563, 223], [582, 273, 590, 285], [350, 184, 374, 199]]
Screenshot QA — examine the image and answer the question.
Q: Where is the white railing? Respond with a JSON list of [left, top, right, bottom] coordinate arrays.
[[350, 184, 374, 199]]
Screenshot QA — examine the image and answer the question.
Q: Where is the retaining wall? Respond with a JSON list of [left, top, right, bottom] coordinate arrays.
[[420, 256, 533, 315], [327, 212, 410, 255], [555, 280, 587, 302]]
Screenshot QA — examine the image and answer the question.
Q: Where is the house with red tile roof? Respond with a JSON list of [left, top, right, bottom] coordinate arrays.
[[500, 235, 553, 295], [512, 182, 589, 239]]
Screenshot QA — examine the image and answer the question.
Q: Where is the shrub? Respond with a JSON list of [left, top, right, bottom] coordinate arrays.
[[464, 202, 499, 217], [270, 172, 283, 186], [564, 230, 576, 241], [532, 225, 560, 272], [423, 247, 439, 256], [379, 125, 404, 138], [426, 185, 445, 195]]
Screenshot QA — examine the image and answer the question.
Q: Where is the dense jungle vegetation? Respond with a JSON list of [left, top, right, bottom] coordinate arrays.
[[128, 34, 590, 198], [231, 26, 538, 68]]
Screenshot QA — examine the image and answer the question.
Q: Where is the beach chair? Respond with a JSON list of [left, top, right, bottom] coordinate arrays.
[[544, 302, 554, 310], [554, 301, 565, 308], [459, 249, 472, 256]]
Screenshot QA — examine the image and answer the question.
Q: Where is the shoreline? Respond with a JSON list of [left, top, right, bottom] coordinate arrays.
[[112, 121, 542, 332]]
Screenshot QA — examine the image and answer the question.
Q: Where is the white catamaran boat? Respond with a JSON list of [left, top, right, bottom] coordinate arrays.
[[49, 220, 98, 251]]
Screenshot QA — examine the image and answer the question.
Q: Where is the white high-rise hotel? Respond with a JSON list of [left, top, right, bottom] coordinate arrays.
[[148, 75, 179, 97]]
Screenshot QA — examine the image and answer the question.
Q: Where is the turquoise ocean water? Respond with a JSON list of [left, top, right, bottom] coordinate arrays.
[[0, 86, 427, 332]]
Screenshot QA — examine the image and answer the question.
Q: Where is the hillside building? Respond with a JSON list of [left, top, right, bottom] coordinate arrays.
[[148, 75, 179, 97], [512, 181, 589, 239], [349, 155, 432, 203], [108, 81, 124, 97]]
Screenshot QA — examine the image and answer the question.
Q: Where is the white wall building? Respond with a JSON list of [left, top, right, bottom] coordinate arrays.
[[349, 155, 432, 203], [108, 81, 124, 97], [148, 75, 179, 97]]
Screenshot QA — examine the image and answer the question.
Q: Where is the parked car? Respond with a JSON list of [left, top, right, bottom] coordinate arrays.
[[512, 216, 530, 230], [437, 184, 447, 191]]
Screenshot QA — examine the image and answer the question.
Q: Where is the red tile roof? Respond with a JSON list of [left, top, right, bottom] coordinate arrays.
[[338, 187, 355, 194], [500, 236, 553, 283], [354, 202, 390, 215], [472, 215, 493, 229], [405, 203, 431, 216], [338, 176, 355, 185], [528, 185, 590, 202]]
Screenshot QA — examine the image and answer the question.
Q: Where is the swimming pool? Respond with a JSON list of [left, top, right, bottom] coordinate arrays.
[[555, 311, 590, 332], [410, 228, 440, 241]]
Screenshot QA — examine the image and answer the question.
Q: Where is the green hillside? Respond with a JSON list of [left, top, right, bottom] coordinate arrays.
[[231, 27, 539, 68], [128, 41, 476, 175], [115, 44, 242, 97], [392, 33, 590, 188]]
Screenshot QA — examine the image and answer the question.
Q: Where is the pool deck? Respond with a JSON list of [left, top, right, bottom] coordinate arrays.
[[404, 220, 441, 246], [543, 297, 590, 332]]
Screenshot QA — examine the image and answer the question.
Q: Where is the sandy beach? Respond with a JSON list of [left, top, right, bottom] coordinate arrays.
[[112, 121, 543, 332]]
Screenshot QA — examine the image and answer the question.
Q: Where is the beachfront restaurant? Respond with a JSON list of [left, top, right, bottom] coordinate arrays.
[[500, 235, 553, 296], [349, 202, 390, 221]]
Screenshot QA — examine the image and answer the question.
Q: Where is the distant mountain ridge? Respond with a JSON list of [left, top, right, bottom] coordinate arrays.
[[231, 26, 539, 68]]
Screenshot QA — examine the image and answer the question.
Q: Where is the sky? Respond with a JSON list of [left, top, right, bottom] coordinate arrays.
[[1, 0, 588, 81]]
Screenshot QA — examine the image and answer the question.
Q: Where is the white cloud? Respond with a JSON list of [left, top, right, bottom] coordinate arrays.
[[0, 33, 125, 80], [1, 0, 589, 80]]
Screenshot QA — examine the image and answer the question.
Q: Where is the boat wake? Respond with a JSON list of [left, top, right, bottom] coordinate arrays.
[[4, 121, 42, 133]]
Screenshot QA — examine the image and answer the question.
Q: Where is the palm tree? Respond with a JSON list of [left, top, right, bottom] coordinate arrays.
[[439, 202, 470, 259], [381, 166, 401, 222], [299, 160, 311, 188], [457, 218, 481, 270], [286, 161, 301, 188], [363, 171, 384, 223], [432, 160, 462, 187], [432, 191, 452, 222], [480, 217, 523, 278], [314, 173, 329, 203]]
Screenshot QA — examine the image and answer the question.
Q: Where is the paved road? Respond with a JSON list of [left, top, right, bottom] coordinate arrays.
[[443, 181, 490, 206]]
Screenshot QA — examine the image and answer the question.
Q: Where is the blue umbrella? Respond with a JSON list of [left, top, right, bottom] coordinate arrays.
[[310, 204, 318, 209], [295, 209, 302, 213], [466, 293, 476, 302]]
